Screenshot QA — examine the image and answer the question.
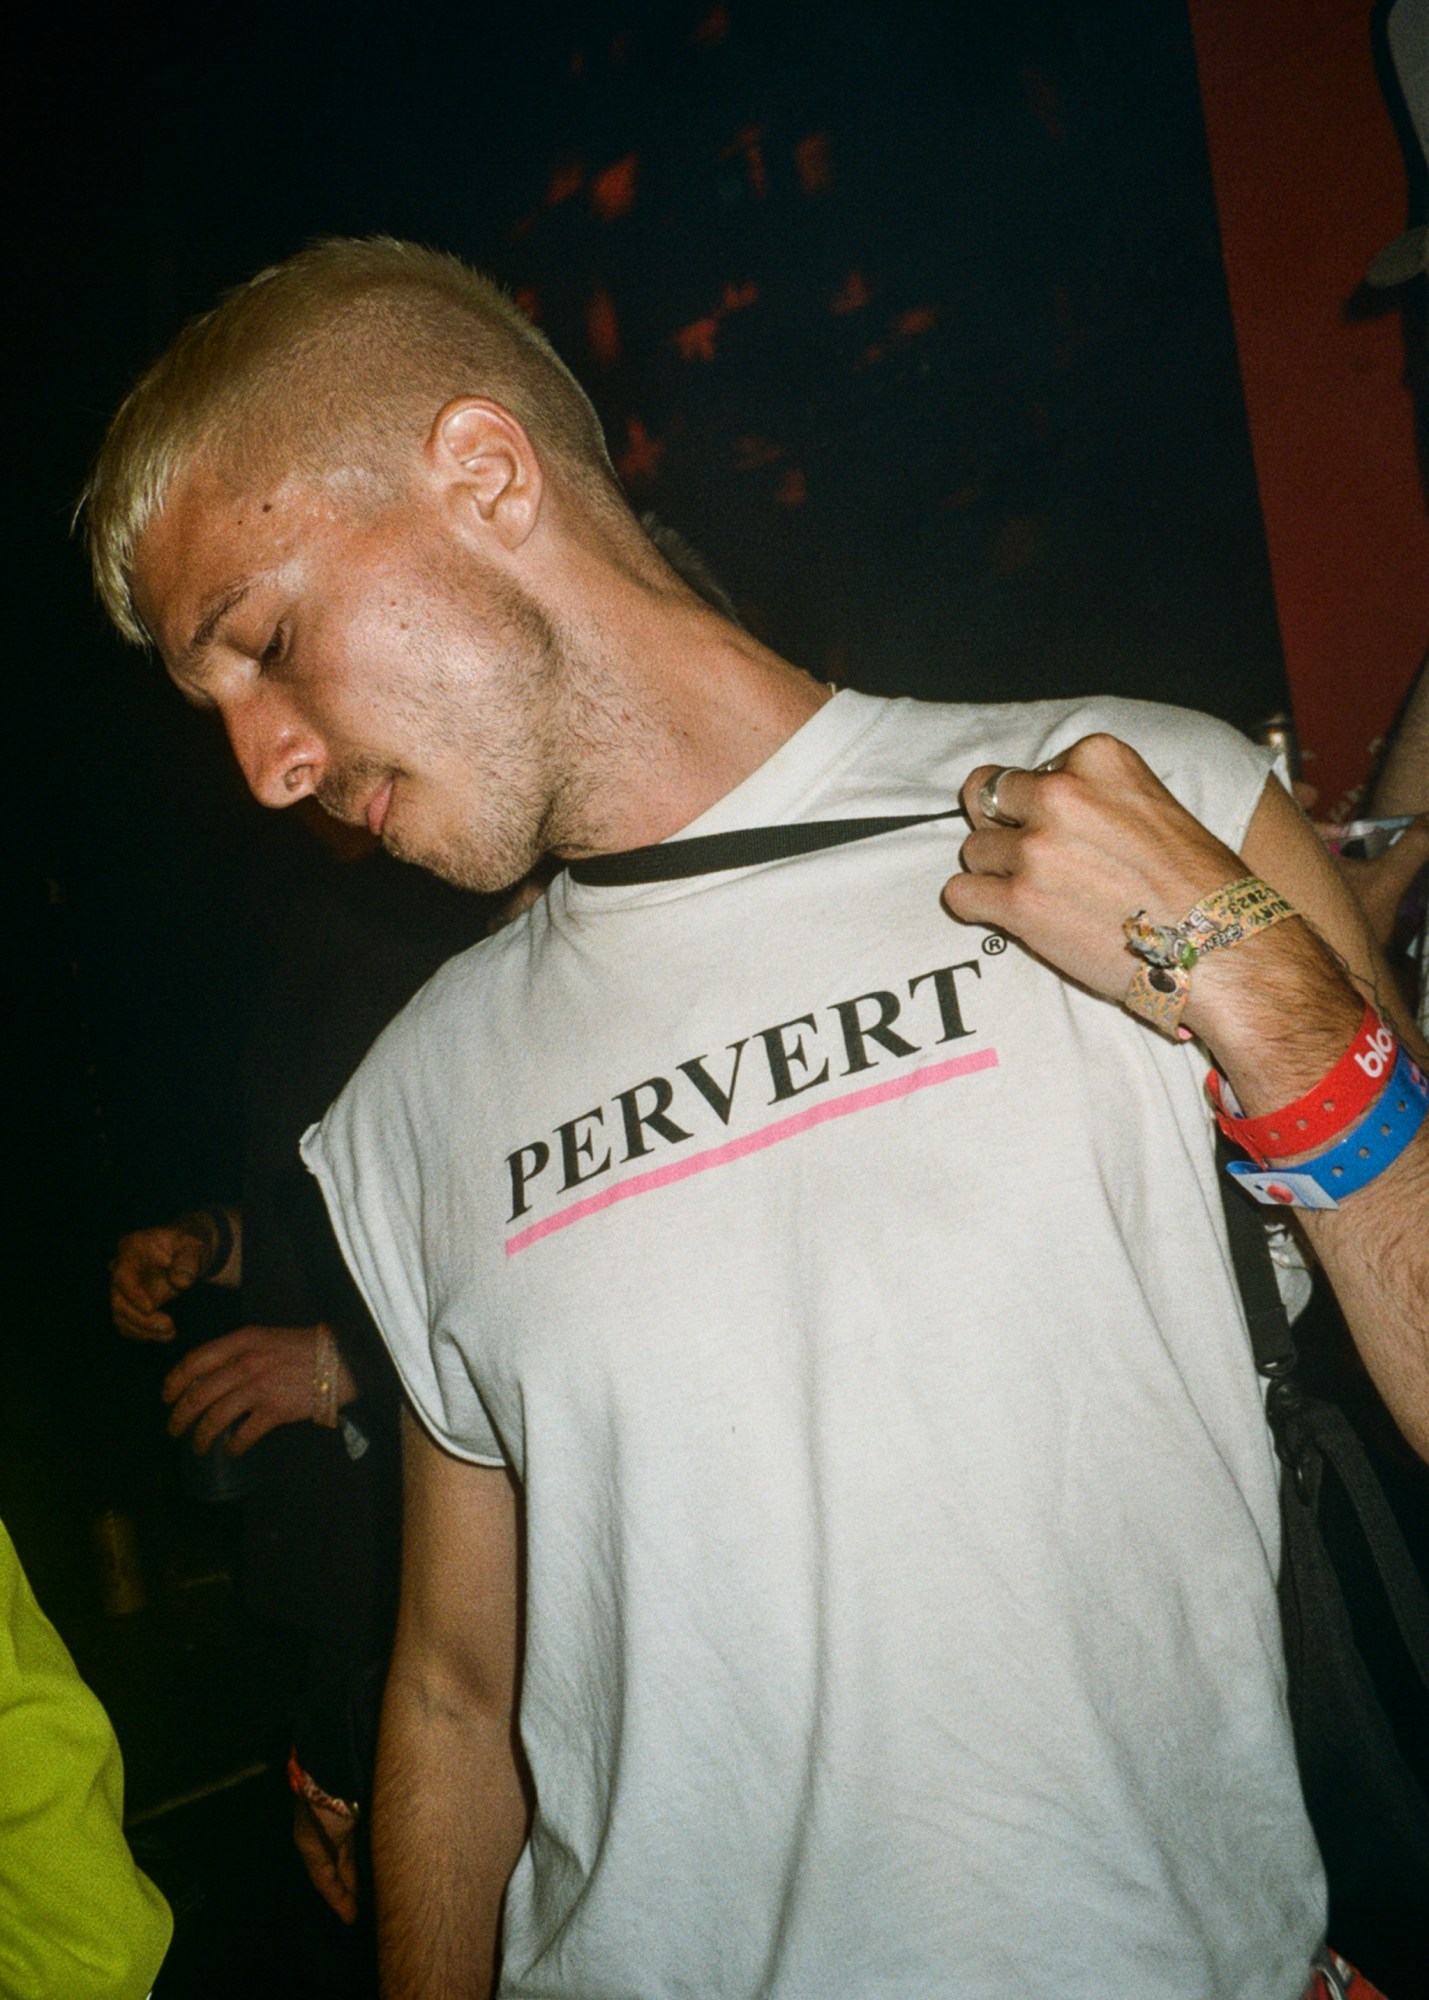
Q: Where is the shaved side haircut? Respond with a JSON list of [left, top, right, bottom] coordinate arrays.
[[81, 237, 624, 645]]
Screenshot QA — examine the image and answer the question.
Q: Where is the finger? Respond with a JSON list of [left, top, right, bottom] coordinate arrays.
[[293, 1816, 344, 1912], [161, 1351, 215, 1403], [165, 1358, 252, 1434], [161, 1329, 254, 1401], [110, 1260, 171, 1318], [168, 1365, 251, 1441], [113, 1296, 177, 1341], [167, 1246, 203, 1291], [293, 1808, 359, 1924], [223, 1407, 276, 1456], [962, 763, 1044, 831], [335, 1842, 359, 1923], [188, 1386, 258, 1456], [961, 763, 1008, 828], [958, 826, 1026, 879], [321, 1863, 358, 1926], [942, 866, 1016, 931]]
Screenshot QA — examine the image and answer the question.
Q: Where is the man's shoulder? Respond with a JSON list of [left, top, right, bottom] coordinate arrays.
[[844, 691, 1273, 869], [853, 690, 1265, 792]]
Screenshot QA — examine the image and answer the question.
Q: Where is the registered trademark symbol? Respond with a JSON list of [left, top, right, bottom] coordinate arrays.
[[981, 931, 1007, 955]]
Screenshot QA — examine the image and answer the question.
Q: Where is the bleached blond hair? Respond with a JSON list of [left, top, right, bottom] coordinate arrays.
[[80, 237, 622, 645]]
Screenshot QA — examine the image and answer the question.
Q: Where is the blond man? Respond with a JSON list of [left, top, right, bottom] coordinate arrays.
[[84, 239, 1429, 2000]]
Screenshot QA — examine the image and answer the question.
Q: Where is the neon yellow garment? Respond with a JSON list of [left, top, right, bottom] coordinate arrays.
[[0, 1518, 171, 1999]]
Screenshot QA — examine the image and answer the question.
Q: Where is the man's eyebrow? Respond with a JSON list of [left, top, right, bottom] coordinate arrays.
[[183, 578, 257, 667]]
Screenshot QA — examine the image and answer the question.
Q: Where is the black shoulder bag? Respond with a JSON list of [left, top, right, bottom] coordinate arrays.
[[1217, 1149, 1429, 1923], [572, 814, 1429, 1922]]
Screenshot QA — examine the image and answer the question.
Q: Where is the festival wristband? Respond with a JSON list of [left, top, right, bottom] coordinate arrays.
[[1124, 961, 1194, 1039], [1124, 875, 1297, 1040], [1225, 1040, 1428, 1209], [1207, 1003, 1395, 1165]]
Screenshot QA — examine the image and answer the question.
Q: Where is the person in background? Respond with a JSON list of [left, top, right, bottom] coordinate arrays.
[[109, 802, 490, 1953], [0, 1518, 172, 2000]]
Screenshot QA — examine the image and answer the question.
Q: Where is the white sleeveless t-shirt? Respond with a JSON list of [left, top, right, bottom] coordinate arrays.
[[304, 691, 1323, 1999]]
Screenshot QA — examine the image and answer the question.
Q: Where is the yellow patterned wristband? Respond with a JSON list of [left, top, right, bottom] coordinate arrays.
[[1123, 875, 1297, 1040]]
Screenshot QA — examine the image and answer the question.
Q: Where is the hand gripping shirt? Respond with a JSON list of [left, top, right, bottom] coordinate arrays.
[[303, 692, 1325, 2000]]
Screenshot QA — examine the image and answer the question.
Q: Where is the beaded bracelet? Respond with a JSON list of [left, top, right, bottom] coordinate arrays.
[[311, 1324, 341, 1429], [1124, 876, 1297, 1040], [1207, 1003, 1396, 1165]]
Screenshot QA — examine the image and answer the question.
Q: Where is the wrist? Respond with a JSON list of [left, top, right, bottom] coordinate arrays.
[[1122, 875, 1298, 1043], [1182, 919, 1363, 1114], [311, 1324, 358, 1427], [1223, 1038, 1427, 1209]]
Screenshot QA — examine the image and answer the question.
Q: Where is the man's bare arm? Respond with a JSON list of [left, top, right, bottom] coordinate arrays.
[[374, 1409, 529, 2000], [946, 739, 1429, 1459], [1230, 777, 1429, 1456]]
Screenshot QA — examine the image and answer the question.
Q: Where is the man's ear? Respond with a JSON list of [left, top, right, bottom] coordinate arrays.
[[426, 398, 542, 551]]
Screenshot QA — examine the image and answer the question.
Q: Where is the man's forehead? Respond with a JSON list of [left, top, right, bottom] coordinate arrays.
[[133, 465, 317, 658]]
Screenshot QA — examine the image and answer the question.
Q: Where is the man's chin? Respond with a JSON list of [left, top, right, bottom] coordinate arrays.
[[382, 824, 538, 898]]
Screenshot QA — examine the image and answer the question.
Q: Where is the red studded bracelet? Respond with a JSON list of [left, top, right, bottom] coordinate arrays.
[[1207, 1003, 1398, 1166]]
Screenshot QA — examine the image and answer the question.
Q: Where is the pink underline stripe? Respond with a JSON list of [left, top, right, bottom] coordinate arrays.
[[505, 1045, 1000, 1256]]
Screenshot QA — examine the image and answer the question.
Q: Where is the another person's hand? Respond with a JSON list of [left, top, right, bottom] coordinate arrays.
[[1329, 814, 1429, 948], [161, 1324, 357, 1454], [109, 1219, 215, 1341], [292, 1794, 359, 1924]]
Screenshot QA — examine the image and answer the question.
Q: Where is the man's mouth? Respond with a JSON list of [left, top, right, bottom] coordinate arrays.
[[365, 778, 395, 837]]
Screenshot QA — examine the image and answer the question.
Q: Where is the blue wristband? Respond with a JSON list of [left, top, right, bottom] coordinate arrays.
[[1226, 1040, 1428, 1210]]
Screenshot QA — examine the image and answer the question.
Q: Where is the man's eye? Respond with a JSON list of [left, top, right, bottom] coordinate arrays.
[[259, 629, 286, 668]]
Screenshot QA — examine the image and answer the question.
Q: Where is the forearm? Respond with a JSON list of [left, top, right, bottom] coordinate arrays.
[[1188, 922, 1429, 1460], [372, 1660, 530, 2000]]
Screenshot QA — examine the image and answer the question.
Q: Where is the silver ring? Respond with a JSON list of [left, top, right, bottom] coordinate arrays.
[[976, 766, 1024, 827]]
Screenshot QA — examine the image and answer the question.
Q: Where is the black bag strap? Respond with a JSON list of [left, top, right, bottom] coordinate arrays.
[[1216, 1135, 1299, 1379], [566, 809, 966, 886], [1216, 1146, 1429, 1694]]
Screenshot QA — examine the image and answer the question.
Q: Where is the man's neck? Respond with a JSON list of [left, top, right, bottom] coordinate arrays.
[[539, 579, 834, 861]]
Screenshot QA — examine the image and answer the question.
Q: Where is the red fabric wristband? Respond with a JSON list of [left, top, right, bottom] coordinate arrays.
[[1207, 1003, 1397, 1166]]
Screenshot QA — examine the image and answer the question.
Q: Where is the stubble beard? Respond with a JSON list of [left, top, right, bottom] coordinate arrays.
[[378, 568, 577, 895]]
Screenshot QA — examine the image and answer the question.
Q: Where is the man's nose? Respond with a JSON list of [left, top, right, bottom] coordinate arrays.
[[223, 692, 325, 807]]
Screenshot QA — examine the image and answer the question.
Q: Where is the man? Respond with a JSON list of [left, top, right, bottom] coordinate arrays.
[[82, 239, 1428, 1999]]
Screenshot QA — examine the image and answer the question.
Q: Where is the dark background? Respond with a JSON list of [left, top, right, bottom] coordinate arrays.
[[5, 1, 1322, 1991], [11, 0, 1284, 1254]]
